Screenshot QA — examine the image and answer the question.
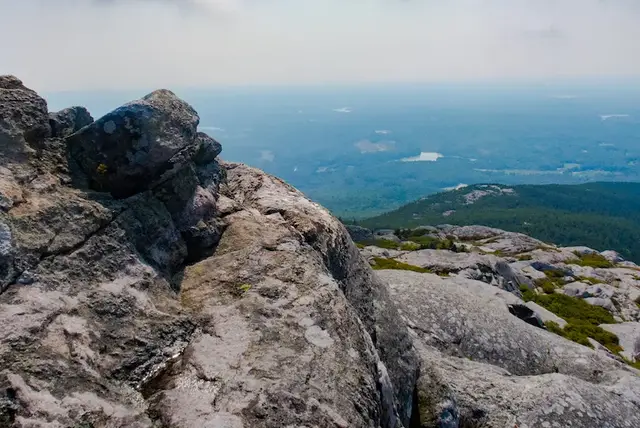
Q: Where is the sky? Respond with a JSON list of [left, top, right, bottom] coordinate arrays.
[[1, 0, 639, 91]]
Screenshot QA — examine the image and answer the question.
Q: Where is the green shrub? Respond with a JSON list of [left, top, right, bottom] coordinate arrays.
[[624, 358, 640, 370], [545, 321, 565, 336], [517, 254, 533, 261], [371, 257, 431, 273], [355, 242, 366, 249], [544, 269, 567, 280], [565, 321, 622, 353], [400, 241, 422, 251], [407, 235, 465, 252], [519, 285, 536, 301], [523, 292, 615, 325], [359, 239, 401, 250], [523, 288, 622, 353], [576, 276, 605, 285], [534, 269, 568, 294], [568, 252, 614, 269], [536, 278, 558, 294]]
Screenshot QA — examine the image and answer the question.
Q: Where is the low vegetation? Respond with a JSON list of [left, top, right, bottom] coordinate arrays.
[[368, 238, 403, 250], [358, 232, 467, 253], [635, 296, 640, 309], [395, 229, 467, 252], [534, 268, 569, 294], [370, 257, 431, 273], [567, 252, 614, 269], [536, 278, 559, 294], [521, 287, 621, 353], [575, 276, 605, 285], [360, 182, 640, 263]]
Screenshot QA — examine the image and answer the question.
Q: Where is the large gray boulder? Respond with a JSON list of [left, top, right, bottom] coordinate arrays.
[[0, 75, 51, 160], [379, 269, 640, 427], [67, 89, 200, 198], [0, 79, 419, 428], [600, 322, 640, 362], [345, 224, 374, 242]]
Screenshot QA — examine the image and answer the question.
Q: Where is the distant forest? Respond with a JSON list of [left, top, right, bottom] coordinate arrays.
[[358, 182, 640, 263]]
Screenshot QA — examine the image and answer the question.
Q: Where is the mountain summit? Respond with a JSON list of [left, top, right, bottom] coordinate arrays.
[[1, 77, 639, 428]]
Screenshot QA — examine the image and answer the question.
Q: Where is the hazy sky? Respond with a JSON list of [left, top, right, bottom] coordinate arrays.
[[1, 0, 639, 91]]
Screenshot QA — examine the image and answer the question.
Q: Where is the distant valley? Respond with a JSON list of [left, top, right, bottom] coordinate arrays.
[[47, 81, 640, 218], [359, 182, 640, 263]]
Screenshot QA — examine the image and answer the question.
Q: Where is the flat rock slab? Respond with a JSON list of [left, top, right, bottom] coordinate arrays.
[[600, 322, 640, 362]]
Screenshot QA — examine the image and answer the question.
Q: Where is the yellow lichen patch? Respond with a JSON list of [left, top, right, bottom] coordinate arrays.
[[96, 163, 108, 174]]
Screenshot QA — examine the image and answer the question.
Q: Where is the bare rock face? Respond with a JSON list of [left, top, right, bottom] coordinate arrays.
[[67, 89, 200, 198], [3, 75, 639, 428], [0, 75, 51, 160], [379, 270, 640, 427], [0, 77, 418, 428]]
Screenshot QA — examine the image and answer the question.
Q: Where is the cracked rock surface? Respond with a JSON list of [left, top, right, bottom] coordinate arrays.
[[2, 75, 639, 428], [0, 76, 417, 428]]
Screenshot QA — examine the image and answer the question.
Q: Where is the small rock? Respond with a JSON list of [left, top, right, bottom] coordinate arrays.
[[345, 224, 374, 242], [193, 132, 222, 165], [563, 282, 591, 298], [600, 322, 640, 362], [584, 297, 615, 313], [49, 106, 93, 138], [525, 301, 568, 328], [601, 250, 624, 263]]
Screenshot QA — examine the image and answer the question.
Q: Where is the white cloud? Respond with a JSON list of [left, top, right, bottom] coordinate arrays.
[[1, 0, 639, 91]]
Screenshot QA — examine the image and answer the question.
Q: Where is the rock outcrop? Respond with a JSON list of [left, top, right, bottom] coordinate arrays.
[[381, 270, 640, 427], [1, 76, 639, 428], [0, 77, 418, 428], [1, 76, 51, 167]]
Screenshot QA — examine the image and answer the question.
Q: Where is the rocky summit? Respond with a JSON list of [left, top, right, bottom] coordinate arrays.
[[0, 76, 639, 428]]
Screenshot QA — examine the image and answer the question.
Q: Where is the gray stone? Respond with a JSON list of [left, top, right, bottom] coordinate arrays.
[[0, 80, 418, 428], [601, 250, 624, 263], [49, 106, 94, 138], [525, 301, 568, 328], [345, 224, 374, 242], [0, 221, 13, 292], [563, 281, 591, 298], [0, 75, 51, 160], [67, 89, 200, 198], [600, 322, 640, 362], [193, 131, 222, 165], [585, 297, 616, 312], [4, 78, 640, 428], [397, 249, 532, 293], [379, 269, 640, 428]]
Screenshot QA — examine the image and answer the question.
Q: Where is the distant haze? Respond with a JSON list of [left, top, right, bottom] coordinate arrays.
[[1, 0, 640, 91]]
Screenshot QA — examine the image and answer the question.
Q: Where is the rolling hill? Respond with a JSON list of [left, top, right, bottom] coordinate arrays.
[[359, 182, 640, 262]]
